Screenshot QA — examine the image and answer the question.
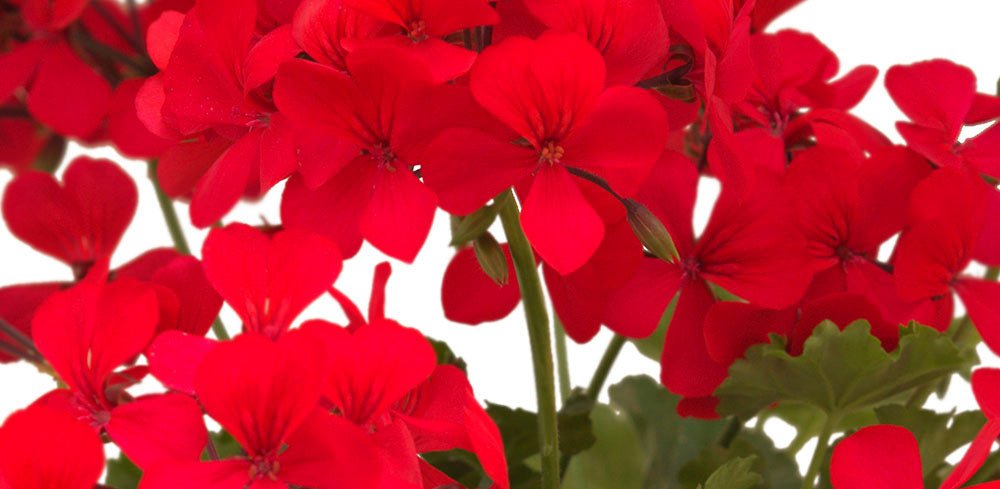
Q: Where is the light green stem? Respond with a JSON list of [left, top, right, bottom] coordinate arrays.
[[802, 416, 835, 489], [554, 315, 572, 403], [585, 334, 627, 400], [496, 190, 560, 489]]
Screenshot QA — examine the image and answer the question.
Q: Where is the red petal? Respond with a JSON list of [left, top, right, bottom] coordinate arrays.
[[956, 279, 1000, 356], [966, 93, 1000, 125], [273, 59, 369, 147], [202, 224, 342, 338], [279, 410, 383, 489], [292, 0, 384, 70], [0, 41, 43, 104], [20, 0, 88, 30], [156, 136, 231, 198], [150, 256, 223, 336], [976, 192, 1000, 266], [421, 0, 498, 36], [634, 150, 700, 256], [941, 419, 1000, 489], [471, 32, 605, 144], [360, 166, 437, 263], [139, 460, 250, 489], [886, 59, 976, 138], [420, 127, 537, 215], [189, 131, 261, 228], [703, 302, 796, 366], [258, 114, 298, 191], [0, 283, 62, 363], [107, 393, 208, 469], [676, 396, 720, 419], [660, 279, 727, 398], [562, 86, 667, 197], [108, 79, 175, 159], [2, 157, 136, 267], [442, 245, 520, 325], [242, 25, 300, 94], [302, 320, 436, 426], [830, 425, 923, 489], [0, 406, 104, 489], [147, 330, 217, 395], [194, 330, 325, 456], [521, 164, 605, 275], [791, 292, 898, 355], [26, 40, 110, 138], [146, 10, 186, 70], [281, 168, 370, 260], [972, 368, 1000, 419], [961, 122, 1000, 178], [605, 258, 684, 339]]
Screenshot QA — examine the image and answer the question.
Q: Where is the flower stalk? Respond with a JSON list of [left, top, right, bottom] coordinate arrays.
[[496, 189, 561, 489]]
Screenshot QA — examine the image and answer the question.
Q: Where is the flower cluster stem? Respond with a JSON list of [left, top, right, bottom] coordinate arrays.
[[802, 416, 836, 489], [585, 334, 626, 400], [553, 316, 572, 402], [496, 189, 560, 489]]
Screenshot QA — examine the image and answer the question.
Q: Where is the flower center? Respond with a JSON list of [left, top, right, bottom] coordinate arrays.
[[407, 20, 428, 42], [248, 455, 280, 481], [539, 141, 565, 164]]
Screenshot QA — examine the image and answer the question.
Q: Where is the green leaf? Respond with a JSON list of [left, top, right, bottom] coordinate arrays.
[[769, 403, 876, 455], [427, 336, 468, 372], [630, 295, 677, 361], [206, 429, 243, 460], [608, 375, 727, 488], [422, 449, 490, 488], [716, 321, 969, 420], [105, 453, 142, 489], [696, 457, 763, 489], [678, 432, 800, 489], [563, 404, 646, 489], [874, 405, 985, 484]]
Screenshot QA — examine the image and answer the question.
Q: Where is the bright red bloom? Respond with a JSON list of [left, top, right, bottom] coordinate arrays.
[[291, 0, 385, 71], [0, 405, 104, 489], [0, 282, 62, 363], [886, 59, 1000, 176], [2, 157, 136, 276], [139, 0, 301, 227], [0, 115, 51, 173], [894, 169, 1000, 354], [202, 223, 342, 339], [30, 264, 208, 470], [423, 31, 668, 275], [604, 153, 810, 415], [521, 0, 669, 86], [310, 263, 510, 488], [441, 243, 522, 326], [140, 330, 381, 489], [276, 45, 459, 262], [343, 0, 498, 82], [831, 369, 1000, 489]]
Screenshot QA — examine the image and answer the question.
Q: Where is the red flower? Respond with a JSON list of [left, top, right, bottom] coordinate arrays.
[[292, 0, 386, 71], [139, 0, 302, 227], [441, 243, 522, 325], [604, 153, 810, 415], [0, 405, 104, 489], [275, 45, 456, 262], [894, 169, 1000, 354], [202, 223, 342, 339], [886, 59, 1000, 176], [343, 0, 498, 82], [30, 264, 208, 470], [423, 31, 668, 275], [2, 157, 136, 276], [140, 330, 382, 489], [520, 0, 669, 86], [831, 369, 1000, 489]]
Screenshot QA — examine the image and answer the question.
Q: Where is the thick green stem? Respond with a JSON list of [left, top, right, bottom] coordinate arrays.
[[553, 315, 572, 403], [802, 416, 836, 489], [148, 162, 230, 341], [585, 334, 627, 400], [496, 190, 560, 489], [718, 416, 742, 448]]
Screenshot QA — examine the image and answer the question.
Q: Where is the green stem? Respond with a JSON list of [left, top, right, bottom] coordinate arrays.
[[802, 416, 836, 489], [496, 190, 560, 489], [718, 416, 742, 448], [585, 334, 627, 400], [553, 315, 572, 403], [148, 163, 230, 341]]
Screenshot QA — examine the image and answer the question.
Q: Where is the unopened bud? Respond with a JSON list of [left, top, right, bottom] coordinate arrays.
[[625, 199, 677, 261], [473, 233, 509, 286], [449, 205, 499, 246]]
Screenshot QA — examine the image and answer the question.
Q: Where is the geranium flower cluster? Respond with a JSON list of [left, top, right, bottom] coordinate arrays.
[[2, 0, 1000, 486]]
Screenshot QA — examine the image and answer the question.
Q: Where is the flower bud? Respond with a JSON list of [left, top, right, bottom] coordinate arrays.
[[625, 199, 677, 261], [473, 232, 509, 286]]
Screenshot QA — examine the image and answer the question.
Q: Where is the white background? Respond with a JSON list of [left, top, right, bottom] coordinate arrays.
[[2, 0, 1000, 469]]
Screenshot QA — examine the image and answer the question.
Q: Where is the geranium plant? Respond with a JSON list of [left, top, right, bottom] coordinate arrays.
[[1, 0, 1000, 487]]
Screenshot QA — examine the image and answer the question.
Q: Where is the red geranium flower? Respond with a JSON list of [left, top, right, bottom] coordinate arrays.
[[423, 31, 668, 275], [140, 330, 382, 489], [0, 405, 104, 489], [604, 153, 810, 417], [201, 223, 342, 340], [894, 168, 1000, 354]]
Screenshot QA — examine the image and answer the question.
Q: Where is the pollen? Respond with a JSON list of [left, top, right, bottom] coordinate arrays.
[[539, 141, 565, 164], [248, 456, 281, 481], [407, 19, 428, 42]]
